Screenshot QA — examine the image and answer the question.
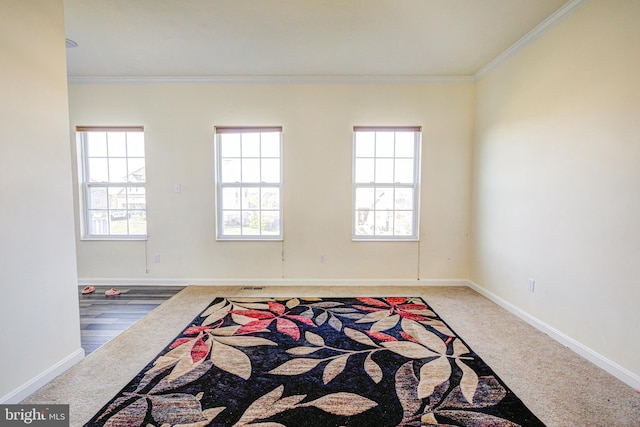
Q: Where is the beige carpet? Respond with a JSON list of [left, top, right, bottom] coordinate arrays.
[[23, 285, 640, 426]]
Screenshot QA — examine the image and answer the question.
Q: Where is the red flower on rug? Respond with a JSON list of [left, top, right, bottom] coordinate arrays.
[[230, 301, 315, 340], [355, 297, 429, 319], [352, 297, 434, 333], [168, 324, 216, 349]]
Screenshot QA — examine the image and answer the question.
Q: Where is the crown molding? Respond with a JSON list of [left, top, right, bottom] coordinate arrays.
[[67, 74, 474, 85], [474, 0, 589, 80]]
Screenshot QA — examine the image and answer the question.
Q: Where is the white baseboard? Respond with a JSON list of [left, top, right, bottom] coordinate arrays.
[[78, 277, 469, 287], [467, 280, 640, 390], [0, 348, 85, 404]]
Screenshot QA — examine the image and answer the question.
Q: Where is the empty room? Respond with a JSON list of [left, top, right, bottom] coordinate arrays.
[[1, 0, 639, 426]]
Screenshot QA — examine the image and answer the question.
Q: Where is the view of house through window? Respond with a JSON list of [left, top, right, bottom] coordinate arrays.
[[353, 127, 421, 239], [215, 127, 283, 240], [77, 127, 146, 238]]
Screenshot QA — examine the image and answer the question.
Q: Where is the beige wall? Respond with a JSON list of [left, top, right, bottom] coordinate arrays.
[[0, 0, 82, 400], [471, 0, 640, 377], [70, 82, 473, 282]]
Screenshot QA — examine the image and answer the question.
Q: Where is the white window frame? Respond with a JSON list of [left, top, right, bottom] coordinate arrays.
[[352, 126, 421, 241], [76, 126, 147, 240], [215, 126, 283, 241]]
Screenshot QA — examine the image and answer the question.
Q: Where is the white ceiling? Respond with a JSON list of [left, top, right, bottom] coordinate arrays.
[[63, 0, 571, 79]]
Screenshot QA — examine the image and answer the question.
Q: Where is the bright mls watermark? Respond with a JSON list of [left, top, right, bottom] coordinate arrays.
[[0, 405, 69, 426]]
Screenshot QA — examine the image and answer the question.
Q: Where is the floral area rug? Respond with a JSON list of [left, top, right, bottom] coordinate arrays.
[[86, 297, 545, 426]]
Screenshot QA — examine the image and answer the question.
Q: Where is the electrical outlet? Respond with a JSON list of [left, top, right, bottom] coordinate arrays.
[[319, 255, 326, 264], [153, 253, 160, 264], [528, 278, 535, 293]]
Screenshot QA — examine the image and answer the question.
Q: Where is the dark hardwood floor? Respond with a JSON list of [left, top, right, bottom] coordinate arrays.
[[78, 285, 185, 355]]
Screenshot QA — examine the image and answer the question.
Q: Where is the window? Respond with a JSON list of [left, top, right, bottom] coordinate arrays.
[[77, 126, 146, 238], [215, 126, 282, 240], [353, 126, 421, 240]]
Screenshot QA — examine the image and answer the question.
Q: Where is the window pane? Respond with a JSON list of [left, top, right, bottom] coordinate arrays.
[[355, 132, 375, 157], [355, 187, 374, 210], [88, 187, 107, 209], [375, 159, 394, 183], [261, 159, 280, 183], [86, 132, 107, 157], [221, 159, 241, 182], [222, 211, 241, 235], [108, 187, 126, 209], [87, 210, 108, 235], [394, 159, 414, 183], [220, 133, 241, 157], [127, 187, 146, 210], [261, 188, 279, 209], [394, 211, 413, 236], [261, 211, 280, 235], [108, 158, 127, 182], [127, 132, 145, 157], [375, 211, 393, 235], [355, 158, 374, 183], [128, 158, 145, 182], [242, 133, 260, 157], [355, 210, 373, 235], [375, 188, 392, 210], [242, 211, 260, 235], [129, 211, 147, 235], [109, 212, 128, 235], [242, 159, 260, 182], [107, 132, 127, 157], [242, 187, 260, 210], [88, 158, 108, 182], [375, 132, 394, 157], [395, 132, 414, 157], [222, 187, 241, 210], [261, 132, 280, 157], [394, 188, 413, 210]]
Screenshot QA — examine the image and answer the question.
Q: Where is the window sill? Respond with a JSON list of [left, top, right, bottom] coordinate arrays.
[[352, 238, 420, 242], [80, 236, 148, 241], [216, 237, 283, 242]]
